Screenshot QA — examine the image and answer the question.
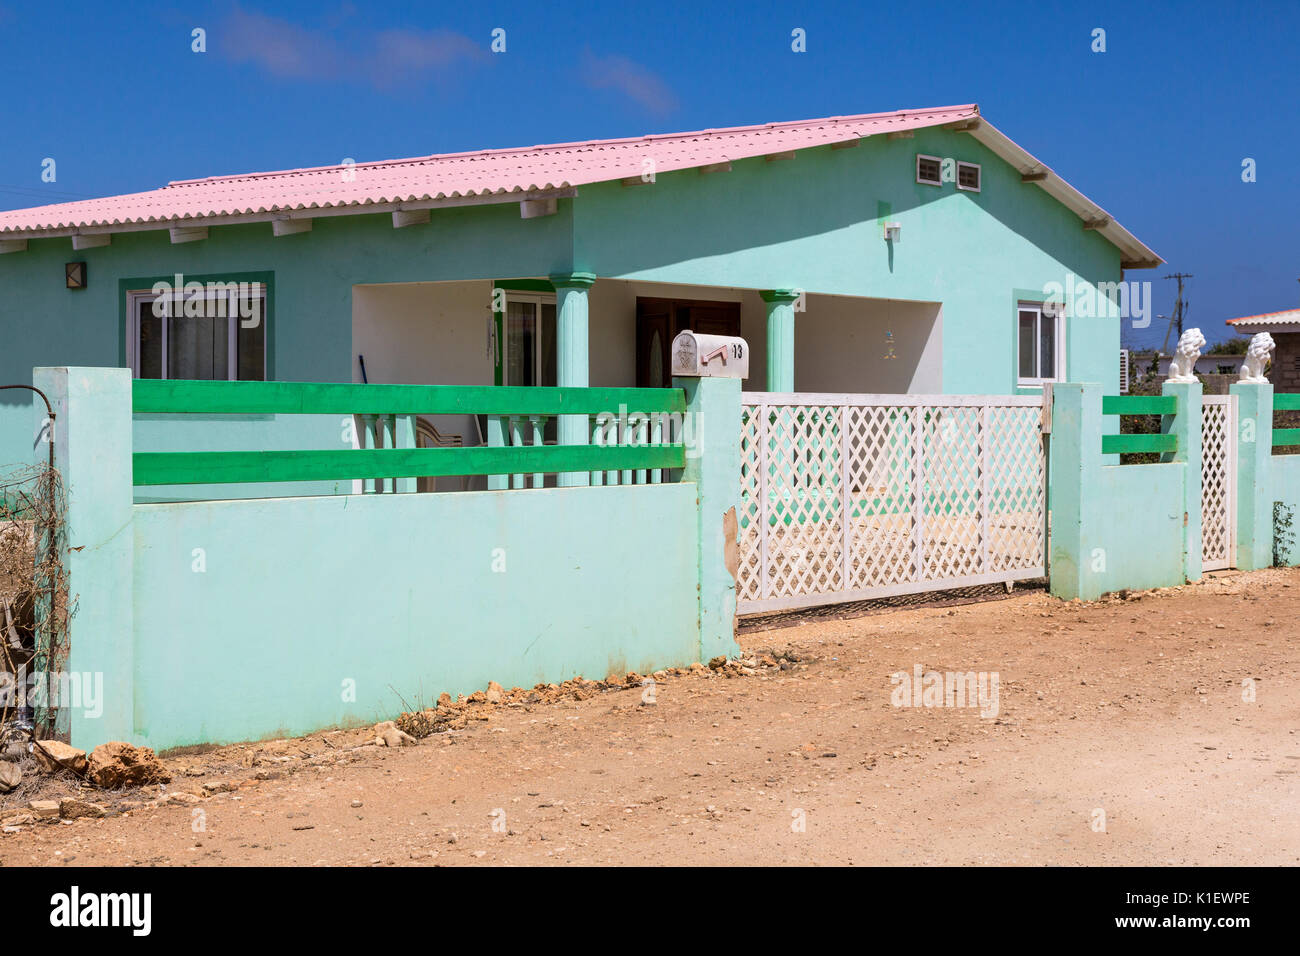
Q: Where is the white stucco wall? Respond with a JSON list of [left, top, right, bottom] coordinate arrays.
[[351, 281, 944, 432], [794, 295, 943, 394]]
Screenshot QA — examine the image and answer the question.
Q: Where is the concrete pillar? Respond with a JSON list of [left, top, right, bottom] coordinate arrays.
[[1162, 380, 1203, 582], [676, 375, 743, 662], [1047, 383, 1103, 600], [1230, 381, 1273, 569], [760, 289, 800, 392], [33, 366, 135, 749], [550, 272, 596, 487]]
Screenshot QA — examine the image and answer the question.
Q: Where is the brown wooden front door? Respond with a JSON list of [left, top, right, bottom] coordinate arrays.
[[635, 297, 742, 387]]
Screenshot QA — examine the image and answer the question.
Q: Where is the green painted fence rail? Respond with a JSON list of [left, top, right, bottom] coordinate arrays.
[[133, 380, 687, 416], [1273, 393, 1300, 412], [130, 379, 688, 486], [1272, 428, 1300, 448], [134, 444, 685, 486], [1101, 394, 1177, 416], [1101, 433, 1177, 455]]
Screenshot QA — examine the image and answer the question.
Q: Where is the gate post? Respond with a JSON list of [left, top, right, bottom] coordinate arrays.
[[1048, 383, 1103, 600], [677, 375, 743, 662], [32, 367, 135, 750], [1161, 380, 1203, 582], [1230, 381, 1273, 570]]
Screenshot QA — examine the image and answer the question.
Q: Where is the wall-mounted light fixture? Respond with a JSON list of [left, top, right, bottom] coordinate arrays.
[[65, 261, 87, 289], [883, 222, 901, 243]]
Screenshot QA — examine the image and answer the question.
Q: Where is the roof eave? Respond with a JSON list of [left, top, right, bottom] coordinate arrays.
[[966, 119, 1163, 269], [0, 187, 579, 241]]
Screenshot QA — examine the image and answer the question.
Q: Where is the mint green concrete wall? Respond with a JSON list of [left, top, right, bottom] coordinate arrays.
[[1232, 382, 1274, 570], [1, 125, 1127, 464], [1090, 464, 1187, 591], [129, 482, 698, 750], [1049, 383, 1191, 600], [46, 367, 741, 751], [1271, 453, 1300, 566]]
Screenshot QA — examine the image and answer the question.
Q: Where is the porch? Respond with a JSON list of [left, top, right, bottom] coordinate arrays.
[[350, 276, 943, 489]]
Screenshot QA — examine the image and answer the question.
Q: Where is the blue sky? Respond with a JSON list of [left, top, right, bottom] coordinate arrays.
[[1, 0, 1295, 347]]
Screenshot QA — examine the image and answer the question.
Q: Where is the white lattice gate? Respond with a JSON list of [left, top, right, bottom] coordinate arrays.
[[738, 393, 1047, 614], [1200, 395, 1236, 572]]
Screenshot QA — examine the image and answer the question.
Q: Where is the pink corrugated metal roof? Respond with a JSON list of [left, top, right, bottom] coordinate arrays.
[[1226, 308, 1300, 326], [0, 105, 978, 235]]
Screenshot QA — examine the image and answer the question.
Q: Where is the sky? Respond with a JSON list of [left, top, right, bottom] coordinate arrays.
[[0, 0, 1296, 349]]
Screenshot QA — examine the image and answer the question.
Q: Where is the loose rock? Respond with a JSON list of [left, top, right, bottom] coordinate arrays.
[[87, 741, 171, 788], [59, 798, 107, 819], [28, 799, 60, 820], [33, 740, 87, 775]]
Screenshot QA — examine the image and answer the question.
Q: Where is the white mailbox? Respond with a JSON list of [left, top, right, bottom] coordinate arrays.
[[670, 330, 750, 379]]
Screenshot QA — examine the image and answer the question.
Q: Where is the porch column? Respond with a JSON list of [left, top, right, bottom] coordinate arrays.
[[761, 289, 800, 392], [550, 271, 596, 487]]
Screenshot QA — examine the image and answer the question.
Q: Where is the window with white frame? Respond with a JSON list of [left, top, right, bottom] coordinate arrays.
[[127, 282, 267, 380], [1017, 301, 1065, 385], [956, 161, 981, 192], [916, 154, 942, 186]]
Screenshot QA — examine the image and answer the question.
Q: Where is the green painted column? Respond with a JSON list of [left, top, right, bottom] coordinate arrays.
[[1230, 381, 1273, 570], [1162, 380, 1203, 582], [550, 272, 596, 487], [677, 375, 743, 662], [1047, 383, 1103, 600], [33, 366, 135, 749], [760, 289, 800, 392]]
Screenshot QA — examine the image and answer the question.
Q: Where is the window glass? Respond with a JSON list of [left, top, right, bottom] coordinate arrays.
[[1039, 311, 1056, 380], [506, 300, 536, 386], [169, 313, 228, 380], [539, 302, 556, 388], [1018, 310, 1038, 379], [137, 300, 164, 380], [237, 298, 266, 381]]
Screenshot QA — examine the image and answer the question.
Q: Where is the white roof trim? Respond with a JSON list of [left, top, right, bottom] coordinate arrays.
[[968, 118, 1162, 270]]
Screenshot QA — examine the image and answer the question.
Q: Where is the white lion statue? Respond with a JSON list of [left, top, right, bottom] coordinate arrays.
[[1239, 331, 1275, 384], [1166, 328, 1206, 383]]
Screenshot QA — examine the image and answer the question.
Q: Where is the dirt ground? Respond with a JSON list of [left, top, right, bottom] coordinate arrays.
[[3, 568, 1298, 866]]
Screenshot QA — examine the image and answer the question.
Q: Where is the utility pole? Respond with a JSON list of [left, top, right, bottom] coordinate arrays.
[[1161, 272, 1193, 354]]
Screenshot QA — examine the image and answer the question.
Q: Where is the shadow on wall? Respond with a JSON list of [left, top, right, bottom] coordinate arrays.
[[576, 129, 1115, 287]]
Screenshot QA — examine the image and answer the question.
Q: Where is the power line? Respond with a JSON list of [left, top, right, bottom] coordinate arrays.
[[1160, 272, 1193, 353], [0, 183, 93, 201]]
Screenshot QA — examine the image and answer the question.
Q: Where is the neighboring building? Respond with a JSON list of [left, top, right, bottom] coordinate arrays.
[[1226, 308, 1300, 391], [1126, 349, 1243, 379], [0, 103, 1160, 479]]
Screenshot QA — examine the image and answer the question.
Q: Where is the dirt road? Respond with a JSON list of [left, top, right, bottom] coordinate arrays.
[[4, 568, 1298, 866]]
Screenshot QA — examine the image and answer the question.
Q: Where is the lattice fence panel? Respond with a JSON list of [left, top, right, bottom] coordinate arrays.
[[845, 406, 918, 589], [1200, 398, 1235, 572], [738, 394, 1046, 614], [761, 405, 845, 598], [919, 406, 984, 580], [985, 405, 1049, 572], [737, 405, 763, 603]]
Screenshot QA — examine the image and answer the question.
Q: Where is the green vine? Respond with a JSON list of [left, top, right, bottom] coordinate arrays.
[[1273, 501, 1295, 567]]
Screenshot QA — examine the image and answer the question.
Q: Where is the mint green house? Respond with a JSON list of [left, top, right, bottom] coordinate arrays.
[[0, 103, 1160, 483]]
